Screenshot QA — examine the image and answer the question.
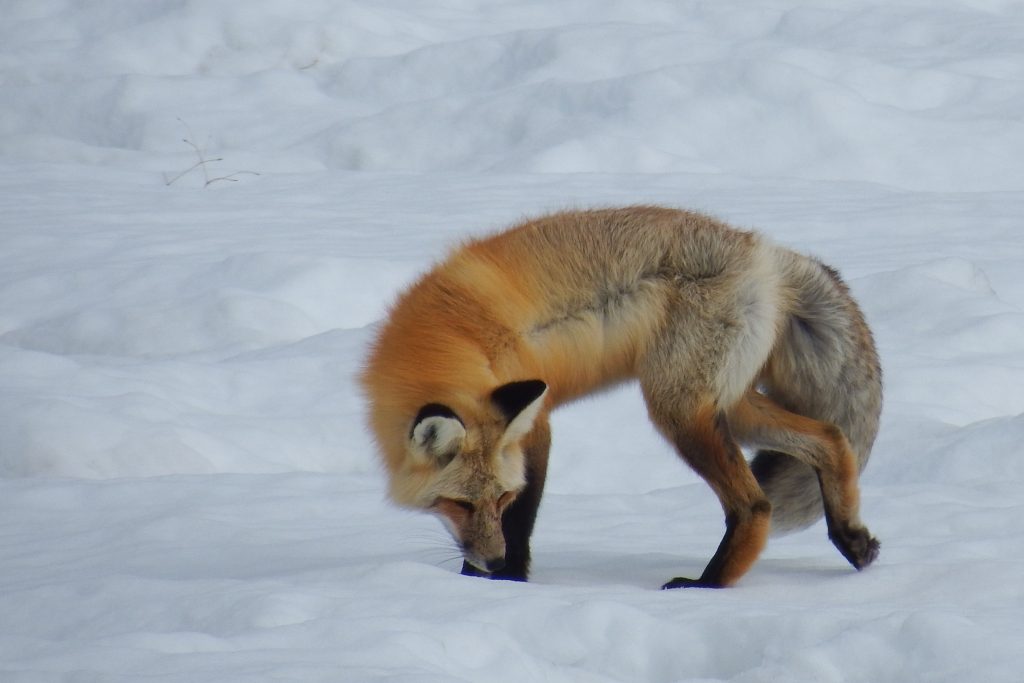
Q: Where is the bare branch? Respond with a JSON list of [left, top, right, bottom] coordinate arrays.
[[162, 119, 256, 188]]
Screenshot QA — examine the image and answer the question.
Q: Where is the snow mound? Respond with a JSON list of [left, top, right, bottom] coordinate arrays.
[[3, 1, 1022, 189]]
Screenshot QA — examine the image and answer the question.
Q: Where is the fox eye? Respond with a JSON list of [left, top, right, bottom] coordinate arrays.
[[498, 490, 518, 509], [442, 498, 475, 513]]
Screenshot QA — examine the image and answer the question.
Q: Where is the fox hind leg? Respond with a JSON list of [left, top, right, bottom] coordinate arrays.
[[730, 391, 879, 570]]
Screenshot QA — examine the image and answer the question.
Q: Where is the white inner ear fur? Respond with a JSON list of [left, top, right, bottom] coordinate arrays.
[[410, 416, 466, 465], [501, 386, 548, 445]]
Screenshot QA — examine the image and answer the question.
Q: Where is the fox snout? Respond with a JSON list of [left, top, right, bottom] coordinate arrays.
[[434, 495, 514, 574], [462, 544, 507, 573], [460, 526, 506, 573]]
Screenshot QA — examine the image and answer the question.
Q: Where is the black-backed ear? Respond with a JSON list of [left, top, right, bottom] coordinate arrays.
[[409, 403, 466, 467], [491, 380, 548, 422], [491, 380, 547, 442]]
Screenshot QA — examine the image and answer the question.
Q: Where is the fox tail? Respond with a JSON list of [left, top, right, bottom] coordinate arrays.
[[752, 255, 883, 534]]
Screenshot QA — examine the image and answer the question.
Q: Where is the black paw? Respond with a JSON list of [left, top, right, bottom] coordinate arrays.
[[829, 524, 880, 570], [661, 576, 722, 590], [490, 569, 528, 582]]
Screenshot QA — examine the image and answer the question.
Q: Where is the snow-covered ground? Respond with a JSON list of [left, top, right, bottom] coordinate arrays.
[[2, 1, 1023, 681]]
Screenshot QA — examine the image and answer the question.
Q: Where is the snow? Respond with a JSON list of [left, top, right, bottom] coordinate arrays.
[[1, 0, 1023, 680]]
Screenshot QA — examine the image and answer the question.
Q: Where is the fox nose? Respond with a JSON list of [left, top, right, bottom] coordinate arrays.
[[484, 557, 506, 573]]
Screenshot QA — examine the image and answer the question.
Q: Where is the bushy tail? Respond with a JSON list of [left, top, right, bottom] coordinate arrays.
[[752, 254, 883, 534]]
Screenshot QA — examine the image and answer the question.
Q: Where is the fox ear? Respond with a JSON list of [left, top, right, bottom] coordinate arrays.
[[410, 404, 465, 467], [491, 380, 547, 441]]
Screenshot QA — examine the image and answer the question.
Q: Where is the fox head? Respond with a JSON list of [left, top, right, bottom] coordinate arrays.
[[402, 379, 547, 573]]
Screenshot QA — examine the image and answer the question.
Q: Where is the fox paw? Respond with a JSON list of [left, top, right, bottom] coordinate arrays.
[[661, 576, 723, 590], [830, 524, 880, 570]]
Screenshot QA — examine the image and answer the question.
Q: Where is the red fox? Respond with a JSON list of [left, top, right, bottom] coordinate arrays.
[[361, 207, 882, 588]]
